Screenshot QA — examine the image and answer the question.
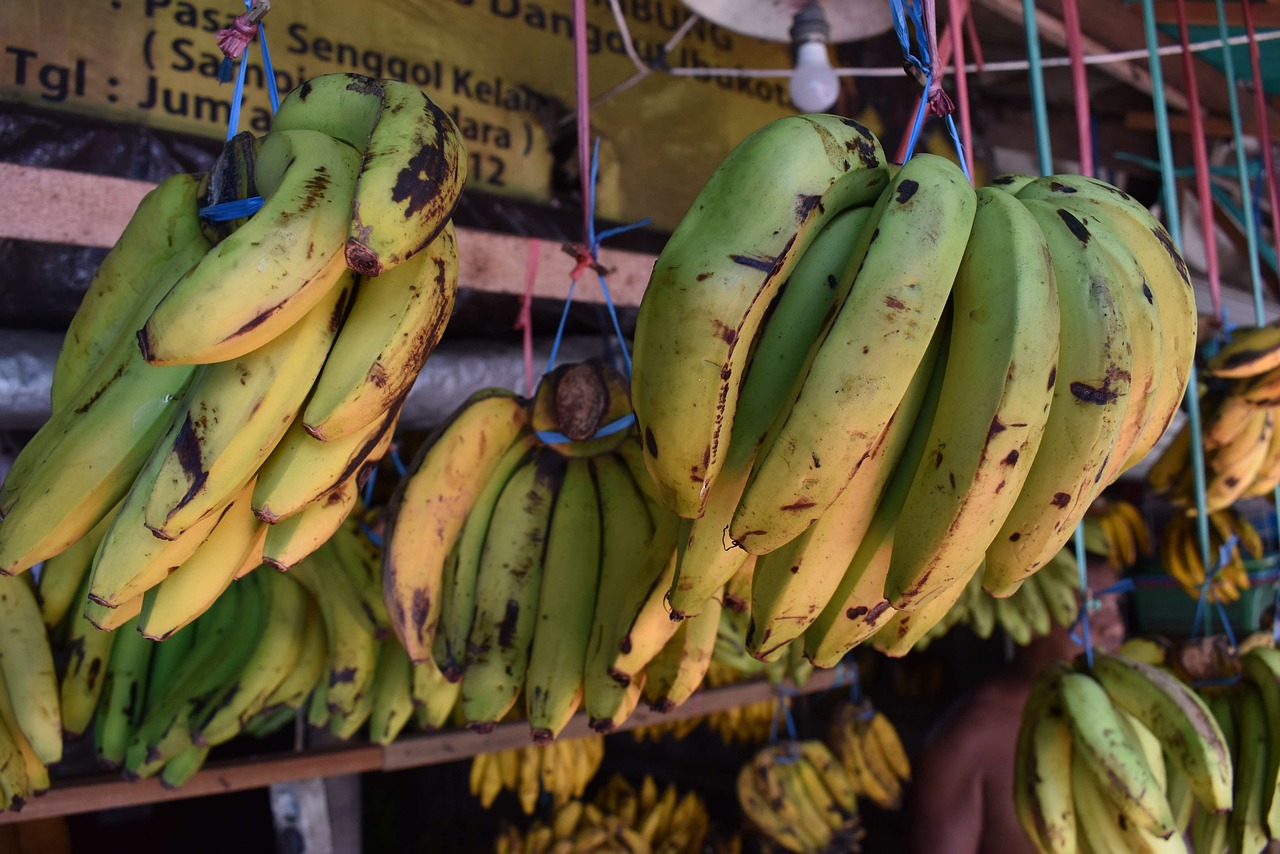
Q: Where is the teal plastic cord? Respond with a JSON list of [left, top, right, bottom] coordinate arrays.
[[1211, 0, 1265, 324], [1021, 0, 1053, 174], [1140, 0, 1214, 575]]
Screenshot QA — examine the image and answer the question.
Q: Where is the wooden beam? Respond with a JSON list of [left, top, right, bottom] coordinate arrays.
[[973, 0, 1192, 112], [0, 669, 843, 824], [1125, 110, 1261, 137], [0, 164, 657, 307], [1151, 1, 1280, 28]]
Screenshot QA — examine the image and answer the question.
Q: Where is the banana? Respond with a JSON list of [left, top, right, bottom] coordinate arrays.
[[1242, 423, 1280, 497], [86, 473, 226, 609], [736, 760, 807, 853], [95, 612, 153, 768], [631, 115, 890, 518], [1059, 670, 1177, 837], [1009, 569, 1054, 638], [983, 200, 1135, 596], [271, 72, 384, 149], [139, 129, 361, 366], [0, 668, 48, 796], [1148, 423, 1191, 495], [1205, 424, 1271, 512], [1210, 408, 1269, 469], [873, 561, 976, 658], [252, 398, 397, 524], [140, 273, 357, 540], [526, 458, 601, 741], [260, 476, 358, 571], [583, 454, 661, 727], [304, 222, 456, 441], [1206, 319, 1280, 378], [36, 504, 114, 630], [252, 599, 324, 719], [886, 186, 1059, 608], [644, 590, 721, 712], [1071, 749, 1181, 854], [369, 636, 414, 745], [665, 203, 879, 619], [51, 172, 205, 407], [1014, 666, 1066, 853], [290, 549, 379, 718], [344, 79, 466, 276], [748, 298, 943, 657], [967, 576, 999, 638], [1239, 645, 1280, 832], [804, 318, 950, 667], [1037, 557, 1082, 629], [1029, 694, 1078, 854], [0, 716, 30, 812], [138, 478, 263, 639], [158, 743, 211, 790], [1014, 176, 1196, 472], [529, 358, 636, 460], [0, 575, 60, 762], [435, 432, 538, 680], [383, 389, 529, 663], [461, 450, 564, 730], [193, 571, 309, 746], [1228, 682, 1270, 854], [732, 155, 975, 554]]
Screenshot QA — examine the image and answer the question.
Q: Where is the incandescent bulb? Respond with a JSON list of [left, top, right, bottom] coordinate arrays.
[[789, 40, 840, 113]]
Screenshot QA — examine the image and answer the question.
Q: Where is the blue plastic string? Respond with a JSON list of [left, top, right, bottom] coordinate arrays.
[[768, 694, 799, 747], [389, 445, 408, 479], [1073, 525, 1095, 667], [199, 198, 265, 221], [361, 459, 378, 508], [888, 0, 967, 171], [358, 519, 383, 550], [1272, 582, 1280, 643]]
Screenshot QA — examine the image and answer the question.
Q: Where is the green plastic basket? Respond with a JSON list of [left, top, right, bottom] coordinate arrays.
[[1130, 555, 1280, 638]]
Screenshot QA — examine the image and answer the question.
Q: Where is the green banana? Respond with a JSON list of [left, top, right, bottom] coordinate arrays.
[[36, 505, 114, 630], [885, 186, 1059, 608], [51, 172, 204, 408], [95, 612, 153, 768], [369, 639, 414, 745], [461, 450, 564, 730], [631, 115, 889, 518], [983, 201, 1135, 596], [665, 203, 879, 619], [525, 458, 601, 742], [732, 154, 976, 555], [271, 72, 384, 150]]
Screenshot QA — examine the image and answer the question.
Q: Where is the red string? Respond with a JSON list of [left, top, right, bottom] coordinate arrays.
[[573, 0, 593, 248], [1174, 0, 1224, 322], [894, 0, 964, 163], [515, 238, 541, 395], [1060, 0, 1093, 177], [964, 9, 985, 72], [945, 0, 975, 177], [1241, 0, 1280, 297], [216, 14, 258, 60]]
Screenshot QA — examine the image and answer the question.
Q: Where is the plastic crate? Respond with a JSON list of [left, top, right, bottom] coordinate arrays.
[[1130, 555, 1280, 638]]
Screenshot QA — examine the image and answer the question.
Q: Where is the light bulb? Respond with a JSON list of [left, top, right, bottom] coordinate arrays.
[[790, 39, 839, 113]]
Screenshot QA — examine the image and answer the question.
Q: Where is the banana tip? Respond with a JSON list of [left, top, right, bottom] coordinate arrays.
[[466, 721, 497, 735], [345, 240, 384, 276], [530, 729, 554, 744]]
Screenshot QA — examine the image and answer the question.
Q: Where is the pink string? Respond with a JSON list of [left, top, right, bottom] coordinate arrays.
[[965, 10, 985, 72], [216, 15, 258, 60], [515, 238, 541, 395], [945, 0, 975, 177], [1060, 0, 1093, 177], [894, 0, 963, 163], [1241, 0, 1280, 297], [573, 0, 593, 247], [1174, 0, 1224, 322]]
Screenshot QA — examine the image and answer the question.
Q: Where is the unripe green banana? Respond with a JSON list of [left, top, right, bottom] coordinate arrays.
[[632, 115, 889, 518], [94, 612, 153, 768], [732, 154, 976, 555]]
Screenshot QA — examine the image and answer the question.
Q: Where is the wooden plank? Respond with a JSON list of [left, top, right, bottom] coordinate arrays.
[[0, 164, 656, 307], [0, 671, 843, 823], [0, 745, 382, 824], [1151, 0, 1280, 27]]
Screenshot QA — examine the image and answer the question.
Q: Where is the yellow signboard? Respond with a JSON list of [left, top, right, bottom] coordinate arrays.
[[1, 0, 805, 228]]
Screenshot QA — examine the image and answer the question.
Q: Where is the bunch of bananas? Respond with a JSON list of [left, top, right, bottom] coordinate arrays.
[[736, 741, 863, 853], [0, 72, 464, 637], [494, 775, 710, 854], [384, 358, 695, 740], [469, 735, 605, 815], [913, 548, 1082, 650], [1190, 643, 1280, 851], [45, 513, 454, 792], [629, 117, 1195, 669], [1083, 498, 1151, 569], [0, 575, 60, 810], [1149, 320, 1280, 510], [826, 702, 911, 811], [1159, 507, 1263, 603], [1014, 652, 1232, 853]]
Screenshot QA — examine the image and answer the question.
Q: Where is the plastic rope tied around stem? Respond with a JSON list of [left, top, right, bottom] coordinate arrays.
[[889, 0, 969, 177], [768, 693, 800, 750], [534, 137, 649, 447], [202, 0, 278, 221]]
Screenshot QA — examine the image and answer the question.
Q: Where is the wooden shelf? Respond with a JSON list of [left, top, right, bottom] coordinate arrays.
[[0, 163, 656, 308], [0, 669, 843, 824]]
